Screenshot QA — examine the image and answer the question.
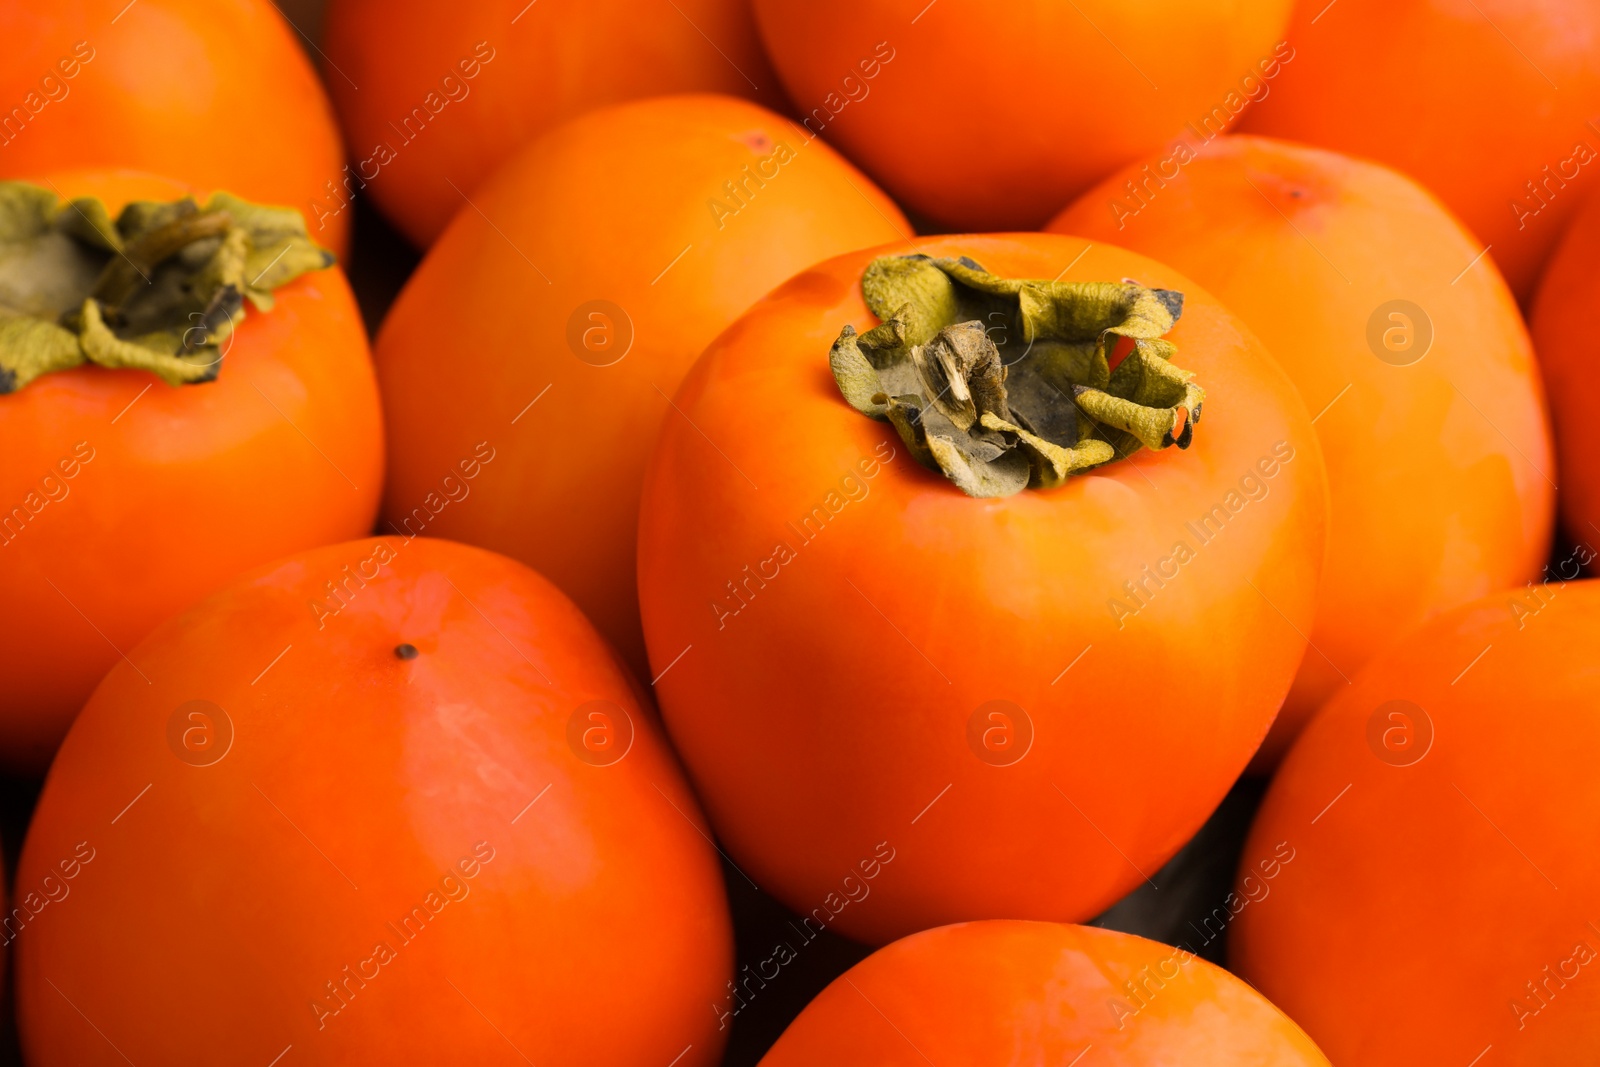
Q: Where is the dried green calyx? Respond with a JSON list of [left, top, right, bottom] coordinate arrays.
[[0, 180, 335, 394], [830, 254, 1205, 498]]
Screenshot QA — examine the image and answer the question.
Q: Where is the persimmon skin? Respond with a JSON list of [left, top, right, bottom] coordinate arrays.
[[1531, 188, 1600, 543], [761, 921, 1329, 1065], [0, 0, 348, 254], [637, 233, 1328, 944], [1050, 135, 1555, 767], [751, 0, 1293, 230], [15, 537, 732, 1067], [1240, 0, 1600, 301], [322, 0, 781, 247], [375, 94, 909, 680], [0, 170, 382, 775], [1231, 581, 1600, 1065]]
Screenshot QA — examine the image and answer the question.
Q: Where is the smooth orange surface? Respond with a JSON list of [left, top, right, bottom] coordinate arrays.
[[637, 233, 1328, 944], [1232, 581, 1600, 1065], [375, 94, 909, 680], [322, 0, 783, 246], [1051, 136, 1555, 767], [14, 537, 732, 1066], [751, 0, 1293, 230], [0, 0, 348, 254], [1241, 0, 1600, 301], [761, 922, 1329, 1065], [0, 170, 382, 774], [1532, 187, 1600, 541]]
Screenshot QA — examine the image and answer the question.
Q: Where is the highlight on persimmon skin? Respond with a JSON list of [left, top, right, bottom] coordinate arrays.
[[374, 93, 909, 680], [1050, 134, 1555, 768], [760, 921, 1331, 1066], [1231, 580, 1600, 1065], [321, 0, 782, 247], [1239, 0, 1600, 301], [0, 0, 350, 255], [15, 537, 733, 1067], [751, 0, 1294, 230], [0, 169, 383, 776], [637, 232, 1328, 944], [1531, 187, 1600, 546]]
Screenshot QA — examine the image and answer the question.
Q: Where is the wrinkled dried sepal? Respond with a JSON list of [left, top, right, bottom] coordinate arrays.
[[827, 253, 1206, 498], [0, 180, 334, 394]]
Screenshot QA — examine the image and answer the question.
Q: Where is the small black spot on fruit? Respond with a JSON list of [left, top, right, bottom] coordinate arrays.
[[394, 643, 419, 660]]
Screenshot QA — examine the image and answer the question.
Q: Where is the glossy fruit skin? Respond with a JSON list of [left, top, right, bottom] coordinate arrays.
[[375, 93, 909, 680], [14, 536, 732, 1066], [0, 170, 382, 775], [1231, 581, 1600, 1065], [751, 0, 1293, 230], [761, 921, 1329, 1065], [1531, 188, 1600, 542], [322, 0, 782, 247], [637, 233, 1328, 944], [1051, 135, 1555, 767], [0, 0, 348, 254], [1241, 0, 1600, 301]]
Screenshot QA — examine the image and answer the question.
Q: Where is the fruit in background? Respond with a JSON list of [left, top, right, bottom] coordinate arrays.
[[0, 0, 349, 255], [15, 537, 732, 1066], [321, 0, 782, 246], [1532, 187, 1600, 546], [751, 0, 1294, 230], [0, 170, 382, 774], [1231, 580, 1600, 1065], [760, 921, 1330, 1065], [375, 93, 909, 679], [1051, 135, 1554, 767], [637, 233, 1327, 943], [1240, 0, 1600, 301]]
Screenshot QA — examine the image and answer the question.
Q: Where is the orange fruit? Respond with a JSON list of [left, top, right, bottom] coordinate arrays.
[[374, 94, 909, 677], [1051, 134, 1555, 765], [1233, 580, 1600, 1064]]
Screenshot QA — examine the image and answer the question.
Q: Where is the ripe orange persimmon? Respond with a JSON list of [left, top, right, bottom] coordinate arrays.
[[1231, 580, 1600, 1065], [1532, 188, 1600, 543], [1240, 0, 1600, 300], [637, 233, 1328, 944], [15, 537, 732, 1066], [0, 0, 349, 255], [751, 0, 1293, 230], [322, 0, 782, 246], [761, 921, 1330, 1065], [0, 170, 382, 774], [1051, 135, 1555, 767], [375, 94, 908, 678]]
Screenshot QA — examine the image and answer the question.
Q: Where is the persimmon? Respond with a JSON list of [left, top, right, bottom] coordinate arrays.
[[761, 921, 1329, 1065], [375, 93, 908, 678], [321, 0, 782, 246], [1532, 188, 1600, 544], [636, 233, 1328, 943], [1239, 0, 1600, 301], [0, 170, 382, 774], [14, 536, 732, 1066], [0, 0, 349, 255], [1050, 135, 1555, 767], [750, 0, 1293, 230], [1231, 580, 1600, 1065]]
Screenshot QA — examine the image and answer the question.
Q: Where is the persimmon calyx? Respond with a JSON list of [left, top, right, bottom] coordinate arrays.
[[829, 254, 1204, 498], [0, 180, 335, 394]]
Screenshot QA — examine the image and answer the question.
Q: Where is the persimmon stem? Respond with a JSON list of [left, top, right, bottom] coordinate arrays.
[[0, 181, 334, 394], [829, 254, 1205, 498]]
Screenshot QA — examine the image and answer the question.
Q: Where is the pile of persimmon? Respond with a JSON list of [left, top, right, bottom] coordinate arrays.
[[6, 2, 1600, 1065]]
